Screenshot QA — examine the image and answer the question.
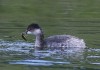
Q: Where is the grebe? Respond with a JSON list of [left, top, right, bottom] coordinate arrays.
[[22, 23, 86, 50]]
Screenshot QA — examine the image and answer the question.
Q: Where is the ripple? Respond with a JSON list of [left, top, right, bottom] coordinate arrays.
[[87, 48, 100, 53], [89, 62, 100, 65], [0, 40, 85, 60], [87, 56, 100, 58], [0, 40, 100, 69], [0, 39, 33, 47], [9, 59, 70, 66], [0, 40, 33, 53]]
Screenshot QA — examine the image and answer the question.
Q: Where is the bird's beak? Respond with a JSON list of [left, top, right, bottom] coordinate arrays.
[[21, 30, 28, 41]]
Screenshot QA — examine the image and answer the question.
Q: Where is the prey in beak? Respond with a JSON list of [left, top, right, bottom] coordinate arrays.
[[21, 23, 41, 41], [21, 31, 27, 41]]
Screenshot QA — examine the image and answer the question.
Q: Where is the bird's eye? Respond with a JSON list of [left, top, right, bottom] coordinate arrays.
[[27, 28, 33, 31]]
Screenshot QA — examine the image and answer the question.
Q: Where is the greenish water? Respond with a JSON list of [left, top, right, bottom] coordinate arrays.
[[0, 0, 100, 70]]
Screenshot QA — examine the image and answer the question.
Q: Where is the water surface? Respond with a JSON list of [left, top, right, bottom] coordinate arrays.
[[0, 0, 100, 70], [0, 39, 100, 70]]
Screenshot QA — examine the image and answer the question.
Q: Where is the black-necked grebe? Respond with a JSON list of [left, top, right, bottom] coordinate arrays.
[[22, 23, 86, 50]]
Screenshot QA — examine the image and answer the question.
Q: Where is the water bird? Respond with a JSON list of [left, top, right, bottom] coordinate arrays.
[[22, 23, 86, 50]]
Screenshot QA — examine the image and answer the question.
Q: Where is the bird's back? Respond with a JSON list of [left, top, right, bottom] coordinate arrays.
[[44, 35, 86, 48]]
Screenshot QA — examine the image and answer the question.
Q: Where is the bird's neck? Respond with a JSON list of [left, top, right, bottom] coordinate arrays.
[[35, 34, 44, 50]]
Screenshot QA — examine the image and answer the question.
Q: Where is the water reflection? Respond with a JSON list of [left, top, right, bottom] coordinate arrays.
[[0, 40, 84, 63], [32, 48, 85, 62], [0, 40, 100, 69]]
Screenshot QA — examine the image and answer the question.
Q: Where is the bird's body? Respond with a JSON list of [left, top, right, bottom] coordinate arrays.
[[45, 35, 85, 48], [22, 23, 86, 50]]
